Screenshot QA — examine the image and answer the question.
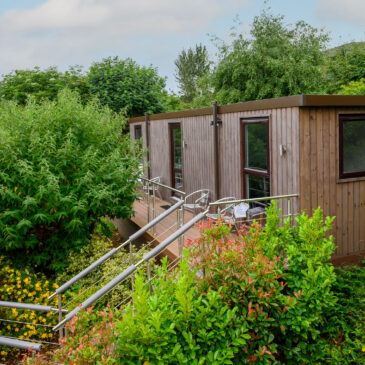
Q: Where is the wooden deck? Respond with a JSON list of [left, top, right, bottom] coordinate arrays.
[[130, 197, 202, 260]]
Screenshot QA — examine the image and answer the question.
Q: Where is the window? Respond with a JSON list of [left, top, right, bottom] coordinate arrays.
[[134, 125, 142, 141], [339, 114, 365, 179], [169, 123, 183, 190], [241, 117, 270, 199]]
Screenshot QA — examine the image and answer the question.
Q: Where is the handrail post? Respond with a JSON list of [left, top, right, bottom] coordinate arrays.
[[147, 261, 152, 294], [129, 241, 134, 292], [287, 198, 291, 224], [177, 208, 182, 256], [181, 205, 184, 254], [152, 184, 156, 235], [58, 294, 63, 338], [147, 181, 150, 223]]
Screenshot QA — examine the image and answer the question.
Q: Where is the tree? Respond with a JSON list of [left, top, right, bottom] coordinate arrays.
[[88, 57, 167, 117], [324, 42, 365, 93], [174, 44, 211, 102], [211, 11, 329, 104], [339, 78, 365, 95], [0, 90, 142, 272], [0, 66, 89, 105]]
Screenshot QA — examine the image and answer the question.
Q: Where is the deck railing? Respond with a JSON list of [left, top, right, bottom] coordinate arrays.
[[1, 177, 299, 350]]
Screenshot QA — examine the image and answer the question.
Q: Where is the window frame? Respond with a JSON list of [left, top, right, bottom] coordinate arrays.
[[241, 117, 271, 199], [134, 124, 142, 141], [339, 114, 365, 179]]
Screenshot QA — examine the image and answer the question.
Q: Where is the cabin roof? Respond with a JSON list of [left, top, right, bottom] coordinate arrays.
[[128, 94, 365, 123]]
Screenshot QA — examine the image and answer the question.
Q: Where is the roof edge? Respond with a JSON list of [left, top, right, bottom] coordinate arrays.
[[129, 94, 365, 123]]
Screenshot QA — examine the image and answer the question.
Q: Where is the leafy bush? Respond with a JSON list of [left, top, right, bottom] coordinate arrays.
[[187, 204, 339, 363], [0, 90, 142, 272], [339, 78, 365, 95], [0, 257, 59, 362], [57, 228, 155, 310], [114, 257, 250, 364]]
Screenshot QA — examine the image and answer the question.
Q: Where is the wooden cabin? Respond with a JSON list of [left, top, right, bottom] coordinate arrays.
[[129, 95, 365, 258]]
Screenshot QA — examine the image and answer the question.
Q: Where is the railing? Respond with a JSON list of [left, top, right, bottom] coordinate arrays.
[[0, 301, 67, 351], [0, 181, 299, 350], [139, 176, 186, 236], [209, 194, 299, 228], [53, 210, 207, 331], [45, 198, 185, 334]]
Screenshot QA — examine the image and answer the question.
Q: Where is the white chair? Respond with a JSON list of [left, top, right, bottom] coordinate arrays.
[[183, 189, 210, 215], [206, 197, 250, 231]]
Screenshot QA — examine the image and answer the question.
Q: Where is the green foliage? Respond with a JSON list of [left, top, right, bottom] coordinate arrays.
[[115, 256, 250, 364], [0, 257, 59, 362], [325, 42, 365, 93], [0, 66, 89, 105], [0, 90, 142, 272], [339, 78, 365, 95], [88, 57, 167, 117], [211, 11, 329, 104], [57, 230, 155, 310], [174, 44, 211, 103]]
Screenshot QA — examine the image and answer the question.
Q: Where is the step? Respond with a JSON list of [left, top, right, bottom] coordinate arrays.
[[0, 336, 42, 351]]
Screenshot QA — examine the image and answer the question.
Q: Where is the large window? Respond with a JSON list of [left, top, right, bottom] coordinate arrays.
[[339, 114, 365, 179], [241, 117, 270, 199]]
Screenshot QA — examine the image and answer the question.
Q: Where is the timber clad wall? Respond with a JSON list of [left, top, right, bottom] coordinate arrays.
[[299, 107, 365, 256], [218, 108, 300, 216], [130, 95, 365, 257]]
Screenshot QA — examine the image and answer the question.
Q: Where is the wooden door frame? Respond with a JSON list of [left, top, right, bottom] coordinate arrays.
[[240, 116, 271, 199], [169, 122, 183, 191]]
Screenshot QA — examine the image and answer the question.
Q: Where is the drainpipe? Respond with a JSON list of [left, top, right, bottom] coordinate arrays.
[[145, 113, 151, 179], [212, 102, 220, 200]]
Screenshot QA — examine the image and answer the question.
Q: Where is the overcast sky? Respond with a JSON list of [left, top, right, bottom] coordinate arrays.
[[0, 0, 364, 92]]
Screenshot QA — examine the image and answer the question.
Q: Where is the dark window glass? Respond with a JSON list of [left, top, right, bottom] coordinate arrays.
[[339, 115, 365, 179], [245, 123, 268, 170], [135, 125, 142, 140], [242, 118, 270, 199], [173, 128, 182, 170], [170, 123, 183, 190], [343, 120, 365, 172], [246, 175, 270, 199]]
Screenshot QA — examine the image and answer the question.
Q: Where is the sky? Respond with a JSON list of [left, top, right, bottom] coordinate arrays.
[[0, 0, 364, 92]]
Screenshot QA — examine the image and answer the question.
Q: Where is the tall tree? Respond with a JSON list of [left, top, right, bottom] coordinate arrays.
[[88, 57, 167, 117], [211, 11, 329, 104], [324, 42, 365, 93], [0, 66, 89, 105], [174, 44, 211, 102]]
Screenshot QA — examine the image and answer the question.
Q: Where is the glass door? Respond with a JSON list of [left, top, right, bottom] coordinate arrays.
[[169, 123, 183, 190]]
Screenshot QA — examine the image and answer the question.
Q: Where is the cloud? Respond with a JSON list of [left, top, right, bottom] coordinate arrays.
[[0, 0, 251, 78], [317, 0, 365, 25]]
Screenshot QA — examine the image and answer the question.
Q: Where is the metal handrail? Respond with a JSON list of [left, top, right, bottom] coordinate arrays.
[[48, 199, 184, 300], [140, 176, 186, 196], [209, 194, 299, 206], [0, 301, 67, 313], [53, 210, 208, 331]]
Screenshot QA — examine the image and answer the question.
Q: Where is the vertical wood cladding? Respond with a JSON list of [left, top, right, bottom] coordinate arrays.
[[299, 107, 365, 256], [219, 107, 300, 216]]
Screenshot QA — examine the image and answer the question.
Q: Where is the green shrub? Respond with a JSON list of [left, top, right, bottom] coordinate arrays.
[[114, 256, 250, 364], [0, 90, 142, 272], [188, 204, 339, 363], [57, 229, 155, 310], [0, 257, 59, 362]]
